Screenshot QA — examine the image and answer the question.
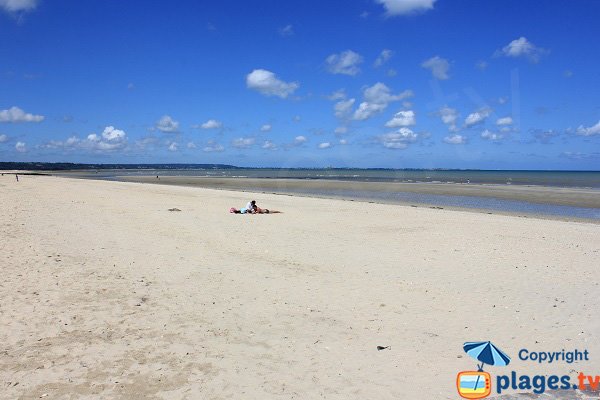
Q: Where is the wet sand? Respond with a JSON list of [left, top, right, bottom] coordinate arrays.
[[118, 176, 600, 209]]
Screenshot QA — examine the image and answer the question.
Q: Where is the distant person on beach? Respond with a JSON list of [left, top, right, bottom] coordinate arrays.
[[246, 200, 256, 212], [253, 205, 281, 214], [15, 174, 18, 182]]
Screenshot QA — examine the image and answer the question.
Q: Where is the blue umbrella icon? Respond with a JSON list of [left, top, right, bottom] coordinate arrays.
[[463, 341, 511, 392], [464, 341, 511, 370]]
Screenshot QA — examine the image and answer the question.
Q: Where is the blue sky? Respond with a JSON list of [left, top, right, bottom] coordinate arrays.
[[1, 0, 599, 169]]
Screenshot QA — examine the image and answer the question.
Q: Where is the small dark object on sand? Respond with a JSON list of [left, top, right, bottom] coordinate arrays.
[[377, 346, 391, 351], [168, 208, 181, 212]]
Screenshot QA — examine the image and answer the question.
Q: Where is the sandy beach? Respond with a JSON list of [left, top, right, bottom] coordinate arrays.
[[2, 175, 599, 399]]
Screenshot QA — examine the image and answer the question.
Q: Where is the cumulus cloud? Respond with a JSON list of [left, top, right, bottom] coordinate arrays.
[[203, 141, 224, 152], [318, 142, 332, 149], [187, 142, 197, 149], [232, 137, 255, 149], [375, 0, 436, 16], [385, 110, 416, 128], [576, 120, 600, 136], [421, 56, 450, 80], [260, 124, 272, 132], [334, 98, 356, 119], [377, 127, 419, 149], [327, 89, 347, 101], [0, 0, 37, 13], [168, 142, 178, 152], [101, 126, 126, 141], [464, 108, 492, 127], [496, 116, 513, 126], [374, 49, 393, 67], [481, 129, 503, 141], [199, 119, 222, 129], [0, 134, 8, 143], [246, 69, 299, 98], [262, 140, 277, 150], [443, 134, 467, 144], [155, 115, 180, 133], [15, 141, 26, 152], [353, 83, 413, 121], [294, 135, 307, 145], [438, 106, 459, 131], [326, 50, 363, 76], [0, 106, 44, 123], [497, 37, 548, 63], [339, 139, 348, 145], [72, 126, 128, 151]]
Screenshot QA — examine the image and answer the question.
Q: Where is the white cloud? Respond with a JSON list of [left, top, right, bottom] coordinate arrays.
[[262, 140, 277, 150], [279, 24, 294, 36], [326, 50, 363, 76], [481, 129, 503, 141], [232, 137, 255, 149], [155, 115, 179, 133], [377, 127, 419, 149], [353, 83, 413, 121], [385, 110, 416, 128], [318, 142, 332, 149], [464, 108, 492, 127], [374, 49, 393, 67], [334, 98, 356, 119], [327, 89, 346, 101], [353, 102, 386, 121], [203, 141, 224, 152], [334, 126, 348, 135], [375, 0, 436, 16], [498, 37, 548, 63], [102, 126, 126, 141], [443, 134, 467, 144], [293, 115, 301, 122], [0, 0, 37, 13], [187, 142, 197, 149], [498, 96, 509, 105], [168, 142, 178, 152], [294, 135, 307, 145], [339, 139, 348, 145], [260, 124, 272, 132], [83, 126, 127, 151], [246, 69, 299, 98], [438, 106, 458, 129], [496, 116, 513, 126], [200, 119, 222, 129], [421, 56, 450, 80], [15, 141, 26, 152], [0, 106, 44, 123], [576, 120, 600, 136], [0, 134, 8, 143]]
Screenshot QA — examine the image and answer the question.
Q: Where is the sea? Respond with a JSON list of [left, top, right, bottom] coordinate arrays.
[[59, 168, 600, 220]]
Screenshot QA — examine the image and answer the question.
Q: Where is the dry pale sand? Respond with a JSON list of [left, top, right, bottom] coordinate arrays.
[[1, 175, 599, 400]]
